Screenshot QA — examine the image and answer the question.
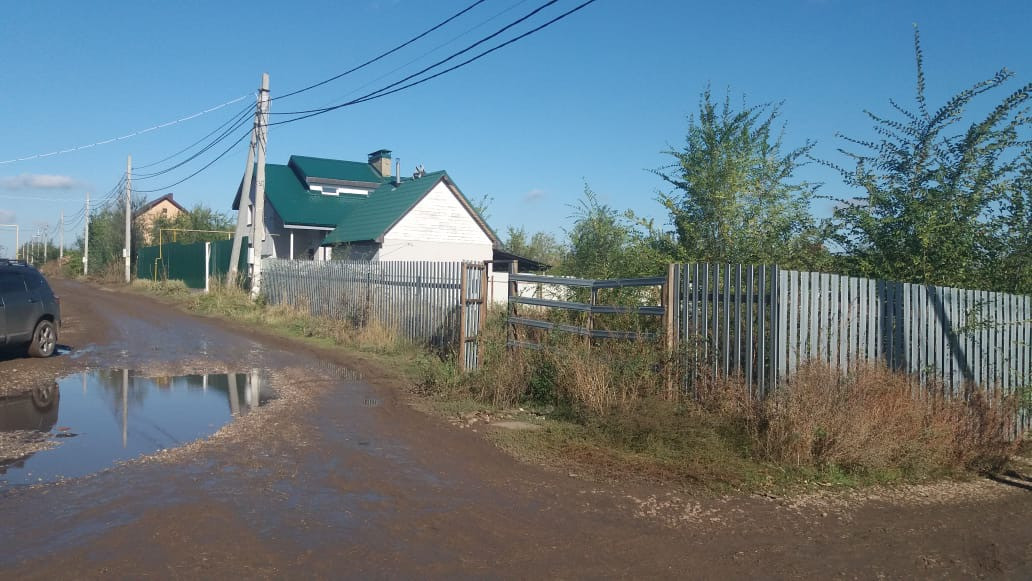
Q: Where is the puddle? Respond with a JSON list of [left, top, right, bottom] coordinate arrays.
[[0, 370, 274, 487]]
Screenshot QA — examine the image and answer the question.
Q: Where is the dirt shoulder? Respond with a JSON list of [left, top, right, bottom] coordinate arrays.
[[1, 279, 1030, 579]]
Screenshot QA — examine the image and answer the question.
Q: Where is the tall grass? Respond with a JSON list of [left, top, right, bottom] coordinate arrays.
[[425, 316, 1025, 484]]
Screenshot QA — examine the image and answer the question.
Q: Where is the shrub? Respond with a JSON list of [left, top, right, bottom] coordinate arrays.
[[756, 362, 1021, 478]]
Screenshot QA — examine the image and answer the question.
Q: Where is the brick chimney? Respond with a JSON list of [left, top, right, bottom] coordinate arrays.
[[368, 149, 392, 178]]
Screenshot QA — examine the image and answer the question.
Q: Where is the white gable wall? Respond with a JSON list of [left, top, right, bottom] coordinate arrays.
[[378, 180, 493, 261]]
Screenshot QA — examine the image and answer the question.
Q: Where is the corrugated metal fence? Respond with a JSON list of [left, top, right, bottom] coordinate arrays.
[[261, 259, 472, 352], [137, 237, 247, 289], [671, 264, 779, 397], [673, 264, 1032, 429]]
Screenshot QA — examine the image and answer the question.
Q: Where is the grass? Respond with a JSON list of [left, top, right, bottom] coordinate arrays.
[[121, 279, 1027, 494]]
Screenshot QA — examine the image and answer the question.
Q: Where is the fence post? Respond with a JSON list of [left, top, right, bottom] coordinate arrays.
[[664, 263, 679, 399], [479, 263, 488, 368], [204, 242, 211, 293], [507, 260, 519, 347], [459, 264, 469, 371], [587, 286, 598, 346]]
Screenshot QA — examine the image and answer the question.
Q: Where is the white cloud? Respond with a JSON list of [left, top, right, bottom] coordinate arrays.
[[523, 188, 546, 202], [0, 173, 79, 190], [0, 209, 14, 223]]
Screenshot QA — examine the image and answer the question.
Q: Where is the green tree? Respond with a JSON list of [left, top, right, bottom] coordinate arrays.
[[79, 200, 145, 276], [985, 149, 1032, 293], [503, 226, 564, 268], [655, 88, 829, 268], [560, 186, 670, 279], [148, 203, 234, 245], [829, 27, 1032, 292]]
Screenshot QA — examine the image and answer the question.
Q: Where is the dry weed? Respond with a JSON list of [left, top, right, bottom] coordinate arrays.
[[757, 362, 1021, 476]]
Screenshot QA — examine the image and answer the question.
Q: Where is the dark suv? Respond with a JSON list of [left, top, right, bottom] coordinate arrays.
[[0, 260, 61, 357]]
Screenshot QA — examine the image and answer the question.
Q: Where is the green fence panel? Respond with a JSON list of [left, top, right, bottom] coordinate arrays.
[[136, 237, 248, 289]]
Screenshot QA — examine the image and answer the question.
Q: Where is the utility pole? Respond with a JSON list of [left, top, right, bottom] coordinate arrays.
[[125, 156, 132, 283], [59, 209, 64, 261], [250, 73, 270, 300], [0, 224, 16, 260], [227, 92, 261, 286], [84, 192, 90, 276]]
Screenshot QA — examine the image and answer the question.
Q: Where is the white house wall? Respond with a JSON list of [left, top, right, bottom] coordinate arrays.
[[486, 270, 567, 306], [379, 180, 493, 262]]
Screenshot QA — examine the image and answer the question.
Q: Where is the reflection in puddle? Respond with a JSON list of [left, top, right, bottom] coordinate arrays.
[[0, 370, 273, 487]]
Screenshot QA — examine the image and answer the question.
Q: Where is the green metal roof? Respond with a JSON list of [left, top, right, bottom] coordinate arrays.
[[288, 155, 386, 184], [262, 164, 366, 228], [323, 171, 448, 244], [231, 154, 498, 244]]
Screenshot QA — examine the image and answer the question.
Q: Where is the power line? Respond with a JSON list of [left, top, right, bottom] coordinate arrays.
[[268, 0, 595, 127], [124, 1, 496, 187], [0, 94, 252, 165], [132, 128, 252, 194], [353, 1, 598, 105], [134, 102, 255, 170], [73, 0, 596, 197], [270, 0, 561, 118], [303, 0, 535, 112], [275, 0, 490, 102], [133, 107, 254, 180]]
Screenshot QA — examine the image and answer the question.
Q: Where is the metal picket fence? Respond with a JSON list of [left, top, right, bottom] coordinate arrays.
[[672, 263, 1032, 431], [261, 259, 486, 367]]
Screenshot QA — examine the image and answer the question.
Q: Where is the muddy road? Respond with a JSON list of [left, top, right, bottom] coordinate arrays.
[[1, 280, 1030, 579]]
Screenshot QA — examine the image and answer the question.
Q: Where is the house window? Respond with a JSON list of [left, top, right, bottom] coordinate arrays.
[[247, 204, 253, 226]]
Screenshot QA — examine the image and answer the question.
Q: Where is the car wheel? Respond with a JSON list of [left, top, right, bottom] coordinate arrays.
[[28, 319, 57, 358], [31, 383, 58, 410]]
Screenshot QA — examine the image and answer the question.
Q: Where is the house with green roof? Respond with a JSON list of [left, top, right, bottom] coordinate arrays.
[[233, 149, 499, 262]]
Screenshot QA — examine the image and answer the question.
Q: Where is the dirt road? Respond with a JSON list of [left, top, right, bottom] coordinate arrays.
[[1, 280, 1030, 579]]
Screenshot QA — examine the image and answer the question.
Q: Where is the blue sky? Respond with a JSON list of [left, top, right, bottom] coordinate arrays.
[[2, 0, 1030, 256]]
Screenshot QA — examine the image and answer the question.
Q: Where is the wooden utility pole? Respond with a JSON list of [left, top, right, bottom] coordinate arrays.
[[227, 93, 261, 286], [250, 73, 270, 300], [125, 156, 132, 283], [59, 209, 64, 261], [83, 192, 90, 275]]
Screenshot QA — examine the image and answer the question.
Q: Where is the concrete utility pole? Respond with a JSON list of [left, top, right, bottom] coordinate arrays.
[[59, 209, 64, 261], [250, 73, 270, 300], [227, 92, 261, 286], [125, 156, 132, 283], [0, 224, 16, 260], [84, 192, 90, 275]]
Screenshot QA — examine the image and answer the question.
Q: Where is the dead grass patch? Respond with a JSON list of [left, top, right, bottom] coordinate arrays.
[[758, 362, 1022, 477]]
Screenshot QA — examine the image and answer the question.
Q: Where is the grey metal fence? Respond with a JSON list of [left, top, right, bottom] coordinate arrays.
[[774, 269, 1032, 395], [671, 264, 779, 397], [262, 258, 468, 351], [506, 272, 669, 348], [673, 264, 1032, 430]]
